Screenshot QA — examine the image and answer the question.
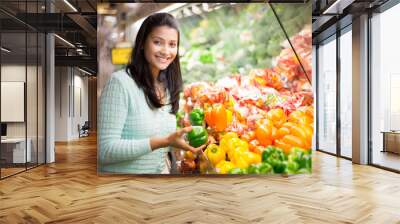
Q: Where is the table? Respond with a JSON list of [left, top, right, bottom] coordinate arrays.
[[381, 131, 400, 154], [1, 138, 31, 164]]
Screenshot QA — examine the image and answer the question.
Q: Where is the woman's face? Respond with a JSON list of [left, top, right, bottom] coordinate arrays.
[[144, 25, 178, 76]]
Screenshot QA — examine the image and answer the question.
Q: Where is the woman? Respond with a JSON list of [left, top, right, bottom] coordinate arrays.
[[98, 13, 205, 174]]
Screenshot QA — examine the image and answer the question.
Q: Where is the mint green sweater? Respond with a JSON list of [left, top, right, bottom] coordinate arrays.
[[98, 70, 176, 174]]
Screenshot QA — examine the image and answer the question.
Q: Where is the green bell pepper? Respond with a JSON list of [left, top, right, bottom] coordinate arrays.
[[247, 164, 261, 174], [189, 108, 204, 126], [288, 147, 312, 173], [248, 163, 272, 174], [187, 126, 208, 148], [228, 167, 248, 174], [261, 146, 287, 174], [262, 146, 286, 163], [261, 146, 273, 162], [287, 161, 300, 174], [259, 163, 272, 174], [267, 158, 287, 174]]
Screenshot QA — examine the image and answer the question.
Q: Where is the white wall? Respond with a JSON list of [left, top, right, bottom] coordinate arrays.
[[55, 67, 89, 141], [1, 64, 46, 164], [1, 65, 26, 142], [72, 72, 89, 138], [55, 66, 69, 141], [1, 65, 35, 138]]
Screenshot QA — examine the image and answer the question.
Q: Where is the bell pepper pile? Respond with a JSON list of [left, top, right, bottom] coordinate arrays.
[[178, 27, 313, 175]]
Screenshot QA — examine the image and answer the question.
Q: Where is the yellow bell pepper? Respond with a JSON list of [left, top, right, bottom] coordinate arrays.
[[242, 151, 261, 164], [205, 144, 225, 166], [219, 138, 229, 154], [228, 145, 248, 163], [227, 137, 241, 149], [234, 156, 250, 169], [216, 160, 235, 174], [237, 138, 249, 149], [221, 132, 238, 141], [226, 137, 241, 157]]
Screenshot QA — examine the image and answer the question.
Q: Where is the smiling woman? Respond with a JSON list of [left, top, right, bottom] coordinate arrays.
[[98, 13, 208, 174], [144, 27, 178, 76]]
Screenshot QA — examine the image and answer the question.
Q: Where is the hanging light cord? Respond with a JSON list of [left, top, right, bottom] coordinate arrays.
[[268, 2, 311, 84]]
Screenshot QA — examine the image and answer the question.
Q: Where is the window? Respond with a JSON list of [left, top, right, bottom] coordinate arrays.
[[371, 3, 400, 171], [339, 28, 352, 158], [317, 36, 337, 154], [0, 0, 47, 179]]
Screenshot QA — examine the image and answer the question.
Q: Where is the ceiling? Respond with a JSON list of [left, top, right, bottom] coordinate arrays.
[[0, 0, 97, 74], [312, 0, 389, 44]]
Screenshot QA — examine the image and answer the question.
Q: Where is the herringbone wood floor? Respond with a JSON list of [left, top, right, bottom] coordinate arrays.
[[1, 134, 400, 224]]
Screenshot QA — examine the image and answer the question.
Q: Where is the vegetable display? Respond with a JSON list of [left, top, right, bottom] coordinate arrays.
[[178, 28, 313, 175]]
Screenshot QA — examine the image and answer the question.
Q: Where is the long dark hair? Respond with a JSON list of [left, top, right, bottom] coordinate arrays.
[[126, 13, 182, 115]]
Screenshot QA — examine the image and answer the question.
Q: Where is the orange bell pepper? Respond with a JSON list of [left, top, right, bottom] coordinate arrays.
[[247, 131, 256, 140], [274, 139, 292, 155], [241, 130, 255, 142], [205, 104, 228, 132], [282, 122, 296, 129], [190, 85, 204, 99], [288, 111, 304, 123], [271, 126, 278, 142], [290, 125, 308, 142], [267, 108, 287, 128], [256, 118, 274, 128], [281, 134, 304, 149], [304, 106, 314, 118], [301, 124, 314, 149], [214, 104, 227, 132], [288, 110, 313, 125], [249, 139, 260, 152], [205, 106, 215, 127], [255, 123, 275, 146], [274, 121, 314, 152], [276, 126, 291, 139]]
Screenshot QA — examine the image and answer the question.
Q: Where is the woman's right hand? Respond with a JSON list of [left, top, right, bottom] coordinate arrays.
[[167, 126, 207, 154]]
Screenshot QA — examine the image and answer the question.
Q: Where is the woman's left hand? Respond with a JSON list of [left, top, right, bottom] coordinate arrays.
[[167, 127, 207, 154]]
